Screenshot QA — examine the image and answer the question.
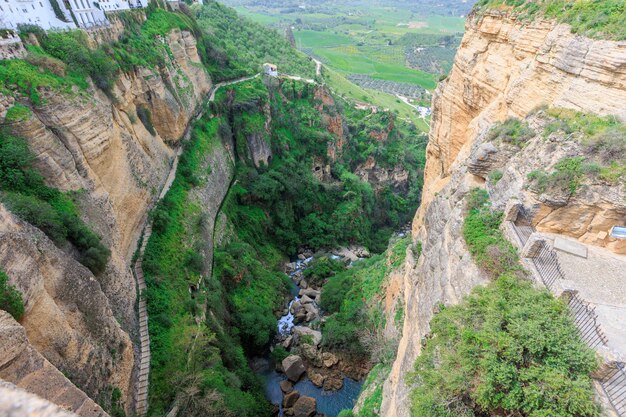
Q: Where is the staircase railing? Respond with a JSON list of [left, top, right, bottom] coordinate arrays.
[[510, 208, 624, 416]]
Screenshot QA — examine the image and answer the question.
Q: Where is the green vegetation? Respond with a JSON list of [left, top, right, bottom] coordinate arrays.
[[321, 236, 413, 358], [4, 104, 32, 123], [295, 30, 437, 89], [224, 0, 466, 122], [143, 116, 274, 416], [0, 270, 25, 321], [487, 117, 535, 147], [462, 188, 520, 278], [527, 109, 626, 197], [350, 363, 391, 417], [194, 1, 315, 81], [303, 256, 346, 288], [0, 131, 110, 274], [213, 78, 425, 255], [409, 189, 599, 417], [409, 274, 599, 417], [0, 58, 84, 105], [488, 169, 503, 184], [476, 0, 626, 40]]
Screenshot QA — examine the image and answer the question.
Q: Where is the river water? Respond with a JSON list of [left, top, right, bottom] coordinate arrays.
[[257, 257, 364, 417]]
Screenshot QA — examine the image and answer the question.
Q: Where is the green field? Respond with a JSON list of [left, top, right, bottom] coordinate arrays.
[[323, 67, 431, 131], [296, 31, 437, 89], [224, 0, 467, 127]]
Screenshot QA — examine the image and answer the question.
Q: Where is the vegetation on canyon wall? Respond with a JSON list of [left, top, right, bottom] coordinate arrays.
[[0, 131, 110, 274], [0, 270, 24, 321], [476, 0, 625, 40], [409, 189, 599, 417], [143, 116, 276, 417]]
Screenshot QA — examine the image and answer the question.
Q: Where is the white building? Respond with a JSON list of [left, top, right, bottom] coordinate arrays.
[[66, 0, 108, 28], [99, 0, 145, 12], [263, 63, 278, 77], [0, 0, 76, 30]]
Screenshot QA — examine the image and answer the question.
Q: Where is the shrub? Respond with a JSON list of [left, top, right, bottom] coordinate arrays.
[[25, 50, 67, 77], [38, 31, 119, 95], [409, 274, 600, 417], [488, 169, 503, 184], [303, 256, 345, 287], [0, 132, 110, 274], [487, 117, 535, 147], [463, 188, 520, 277], [527, 157, 585, 196], [3, 192, 66, 242], [4, 103, 32, 123], [0, 270, 25, 321]]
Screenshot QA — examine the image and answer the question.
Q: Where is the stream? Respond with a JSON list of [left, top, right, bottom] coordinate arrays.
[[256, 257, 364, 417]]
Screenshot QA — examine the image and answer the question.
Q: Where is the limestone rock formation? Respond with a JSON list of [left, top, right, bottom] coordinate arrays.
[[0, 26, 212, 411], [418, 10, 626, 230], [382, 10, 626, 417], [282, 355, 306, 382], [0, 312, 109, 416], [0, 206, 134, 406], [291, 396, 316, 417]]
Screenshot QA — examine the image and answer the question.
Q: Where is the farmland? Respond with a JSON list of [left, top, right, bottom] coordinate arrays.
[[222, 0, 473, 128]]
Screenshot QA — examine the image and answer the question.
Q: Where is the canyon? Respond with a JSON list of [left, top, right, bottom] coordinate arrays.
[[1, 2, 625, 417]]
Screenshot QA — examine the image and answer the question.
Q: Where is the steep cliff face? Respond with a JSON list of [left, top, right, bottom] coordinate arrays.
[[420, 11, 626, 228], [0, 28, 211, 410], [382, 11, 626, 417]]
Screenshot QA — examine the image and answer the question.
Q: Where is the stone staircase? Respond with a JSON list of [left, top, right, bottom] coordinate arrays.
[[134, 224, 152, 416]]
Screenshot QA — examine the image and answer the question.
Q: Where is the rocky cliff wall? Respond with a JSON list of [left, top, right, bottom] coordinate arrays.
[[0, 28, 211, 412], [382, 11, 626, 417], [419, 11, 626, 228]]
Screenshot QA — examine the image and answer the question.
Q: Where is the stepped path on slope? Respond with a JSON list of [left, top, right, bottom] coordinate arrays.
[[132, 74, 262, 417], [509, 219, 626, 416]]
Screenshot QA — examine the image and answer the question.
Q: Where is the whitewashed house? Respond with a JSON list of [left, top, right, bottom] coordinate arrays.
[[0, 0, 76, 30], [99, 0, 145, 12], [0, 0, 111, 30], [67, 0, 108, 28]]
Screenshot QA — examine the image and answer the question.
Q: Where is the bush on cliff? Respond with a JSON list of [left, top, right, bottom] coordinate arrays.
[[409, 189, 599, 417], [409, 274, 599, 417], [0, 132, 110, 274], [0, 270, 25, 321]]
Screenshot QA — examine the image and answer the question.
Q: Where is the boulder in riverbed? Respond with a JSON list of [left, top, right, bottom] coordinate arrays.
[[300, 294, 314, 304], [280, 380, 293, 394], [308, 369, 325, 388], [282, 336, 293, 349], [322, 352, 338, 368], [292, 396, 317, 417], [293, 326, 322, 346], [323, 373, 344, 391], [283, 390, 300, 408], [303, 303, 319, 321], [282, 355, 306, 382], [299, 288, 320, 298]]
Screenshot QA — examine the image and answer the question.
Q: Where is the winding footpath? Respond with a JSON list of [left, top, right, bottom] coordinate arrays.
[[132, 74, 260, 416]]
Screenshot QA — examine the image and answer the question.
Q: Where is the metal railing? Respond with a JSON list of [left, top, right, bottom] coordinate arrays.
[[602, 363, 626, 416], [566, 292, 608, 349], [511, 207, 624, 416]]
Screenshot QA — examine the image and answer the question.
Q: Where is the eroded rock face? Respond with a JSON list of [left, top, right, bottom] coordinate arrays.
[[0, 27, 212, 410], [0, 206, 134, 409], [418, 11, 626, 229], [291, 396, 316, 417], [0, 312, 109, 417], [383, 12, 626, 417]]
